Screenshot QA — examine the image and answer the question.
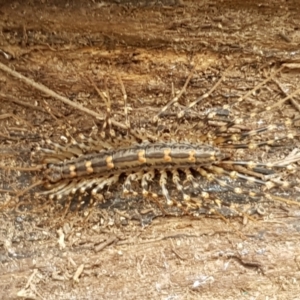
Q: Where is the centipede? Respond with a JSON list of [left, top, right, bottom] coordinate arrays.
[[34, 120, 298, 215], [1, 64, 300, 220], [30, 107, 299, 218]]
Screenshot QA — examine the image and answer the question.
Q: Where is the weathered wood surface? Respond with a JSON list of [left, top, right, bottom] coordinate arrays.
[[0, 1, 300, 299]]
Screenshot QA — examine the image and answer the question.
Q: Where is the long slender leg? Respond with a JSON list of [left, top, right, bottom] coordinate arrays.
[[152, 69, 194, 123], [141, 169, 155, 197], [123, 171, 144, 196], [91, 174, 120, 195], [171, 169, 190, 202], [159, 170, 173, 206]]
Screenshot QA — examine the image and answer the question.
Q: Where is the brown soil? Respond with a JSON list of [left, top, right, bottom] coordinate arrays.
[[1, 1, 300, 299]]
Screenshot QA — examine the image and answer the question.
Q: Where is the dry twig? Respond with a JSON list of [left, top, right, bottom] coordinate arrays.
[[0, 61, 127, 130]]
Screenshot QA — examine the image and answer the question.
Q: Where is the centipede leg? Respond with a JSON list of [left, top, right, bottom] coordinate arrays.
[[159, 170, 173, 206], [91, 174, 120, 195], [123, 171, 144, 196], [171, 169, 190, 202], [152, 68, 194, 123], [177, 71, 225, 119], [141, 170, 155, 197], [140, 169, 170, 214]]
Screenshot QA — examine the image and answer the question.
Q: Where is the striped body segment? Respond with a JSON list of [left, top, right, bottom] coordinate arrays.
[[45, 142, 223, 183]]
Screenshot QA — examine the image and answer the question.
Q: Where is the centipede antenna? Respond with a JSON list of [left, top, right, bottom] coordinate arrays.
[[270, 195, 300, 207], [0, 165, 44, 172], [273, 78, 300, 113], [235, 65, 285, 105], [152, 67, 195, 122], [16, 180, 45, 197], [177, 68, 228, 119], [266, 86, 300, 112], [117, 73, 130, 129]]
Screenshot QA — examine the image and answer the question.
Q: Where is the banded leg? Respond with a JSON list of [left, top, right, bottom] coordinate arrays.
[[38, 151, 74, 163], [219, 161, 294, 188], [141, 170, 155, 197], [73, 134, 114, 152], [159, 169, 187, 212], [152, 69, 194, 123], [74, 177, 120, 194], [123, 171, 144, 196], [159, 170, 173, 206], [36, 140, 79, 162], [197, 166, 269, 201], [183, 168, 199, 190], [91, 174, 120, 195], [37, 181, 71, 199], [49, 139, 84, 156], [207, 165, 277, 189], [177, 73, 225, 119], [212, 122, 295, 148], [171, 169, 190, 202]]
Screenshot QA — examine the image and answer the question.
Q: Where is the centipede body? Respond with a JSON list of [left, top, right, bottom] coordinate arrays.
[[44, 142, 222, 183], [5, 65, 299, 218]]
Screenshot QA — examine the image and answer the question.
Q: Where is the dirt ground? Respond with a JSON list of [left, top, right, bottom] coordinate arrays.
[[1, 0, 300, 299]]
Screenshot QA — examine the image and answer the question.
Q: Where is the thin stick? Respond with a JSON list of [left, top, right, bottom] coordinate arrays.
[[0, 92, 49, 114], [104, 78, 111, 113], [0, 132, 26, 141], [0, 112, 33, 129], [88, 76, 108, 106], [212, 209, 246, 240], [104, 78, 113, 133], [0, 61, 127, 130]]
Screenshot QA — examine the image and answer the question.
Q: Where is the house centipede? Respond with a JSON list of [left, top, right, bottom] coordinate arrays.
[[2, 64, 300, 219], [34, 120, 299, 216]]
